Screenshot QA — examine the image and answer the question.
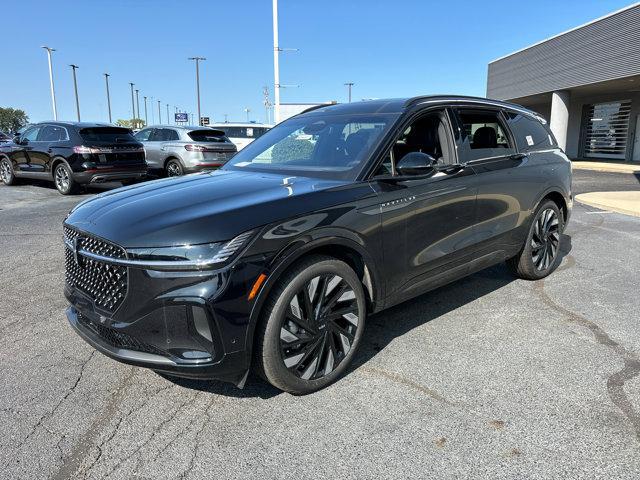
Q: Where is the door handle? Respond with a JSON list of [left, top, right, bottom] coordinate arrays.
[[510, 153, 528, 160]]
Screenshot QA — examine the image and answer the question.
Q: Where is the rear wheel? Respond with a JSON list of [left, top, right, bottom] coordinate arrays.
[[255, 255, 366, 394], [53, 163, 79, 195], [0, 157, 17, 185], [165, 159, 183, 177], [507, 199, 563, 280]]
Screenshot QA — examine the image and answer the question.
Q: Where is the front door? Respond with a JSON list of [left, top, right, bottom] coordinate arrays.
[[12, 125, 41, 173], [370, 108, 478, 302]]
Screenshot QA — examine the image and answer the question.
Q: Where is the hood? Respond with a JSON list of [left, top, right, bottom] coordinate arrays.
[[65, 170, 363, 247]]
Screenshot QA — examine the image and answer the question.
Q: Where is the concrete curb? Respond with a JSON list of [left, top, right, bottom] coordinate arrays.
[[575, 191, 640, 217], [572, 161, 640, 174]]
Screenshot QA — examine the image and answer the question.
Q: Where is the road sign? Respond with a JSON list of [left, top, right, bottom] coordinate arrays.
[[175, 112, 188, 123], [200, 117, 210, 126]]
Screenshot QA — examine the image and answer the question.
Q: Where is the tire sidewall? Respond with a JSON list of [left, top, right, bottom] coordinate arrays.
[[261, 258, 366, 394], [166, 159, 183, 177], [54, 163, 73, 195], [1, 158, 15, 185]]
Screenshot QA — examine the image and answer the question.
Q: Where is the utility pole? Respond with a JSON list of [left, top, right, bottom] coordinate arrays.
[[70, 65, 81, 121], [135, 89, 141, 127], [129, 83, 135, 126], [157, 100, 161, 125], [104, 73, 112, 123], [263, 86, 272, 124], [143, 96, 148, 126], [41, 46, 57, 120], [188, 56, 206, 125], [272, 0, 280, 124], [344, 82, 354, 103], [150, 96, 155, 124]]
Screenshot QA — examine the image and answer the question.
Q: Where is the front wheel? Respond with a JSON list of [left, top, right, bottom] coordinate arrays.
[[0, 158, 17, 185], [54, 163, 79, 195], [255, 255, 366, 394], [507, 200, 563, 280]]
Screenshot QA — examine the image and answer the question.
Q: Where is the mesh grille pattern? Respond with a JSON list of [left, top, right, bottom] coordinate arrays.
[[77, 313, 164, 356], [64, 226, 128, 312]]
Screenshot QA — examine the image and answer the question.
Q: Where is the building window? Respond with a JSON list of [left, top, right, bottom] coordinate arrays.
[[583, 101, 632, 159]]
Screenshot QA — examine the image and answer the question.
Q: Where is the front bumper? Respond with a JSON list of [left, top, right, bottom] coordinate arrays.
[[64, 253, 267, 386]]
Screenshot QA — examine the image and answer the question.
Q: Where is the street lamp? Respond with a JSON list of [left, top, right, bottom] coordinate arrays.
[[271, 0, 298, 124], [166, 103, 170, 125], [188, 56, 206, 125], [129, 83, 135, 126], [157, 100, 161, 125], [70, 65, 80, 121], [344, 82, 355, 103], [244, 107, 251, 122], [41, 46, 57, 120], [104, 73, 112, 123], [135, 89, 141, 127], [143, 96, 148, 126]]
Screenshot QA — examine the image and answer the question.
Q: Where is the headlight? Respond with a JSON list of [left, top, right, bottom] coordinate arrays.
[[126, 230, 255, 271]]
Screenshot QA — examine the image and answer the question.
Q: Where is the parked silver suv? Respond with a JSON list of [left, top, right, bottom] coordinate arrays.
[[134, 125, 237, 176]]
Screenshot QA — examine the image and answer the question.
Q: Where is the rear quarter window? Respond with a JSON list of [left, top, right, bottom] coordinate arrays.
[[503, 111, 556, 152], [79, 127, 136, 143]]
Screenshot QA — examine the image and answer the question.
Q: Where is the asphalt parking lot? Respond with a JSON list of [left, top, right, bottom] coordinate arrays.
[[1, 171, 640, 479]]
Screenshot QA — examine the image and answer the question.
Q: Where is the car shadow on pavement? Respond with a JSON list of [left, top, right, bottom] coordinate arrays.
[[163, 234, 573, 398]]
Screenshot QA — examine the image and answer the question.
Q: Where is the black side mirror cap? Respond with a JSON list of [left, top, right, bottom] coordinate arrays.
[[396, 152, 437, 176]]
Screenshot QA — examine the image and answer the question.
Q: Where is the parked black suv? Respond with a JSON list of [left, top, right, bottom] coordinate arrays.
[[63, 96, 572, 394], [0, 122, 147, 194]]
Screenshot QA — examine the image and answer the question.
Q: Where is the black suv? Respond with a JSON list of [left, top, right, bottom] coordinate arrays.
[[63, 96, 572, 394], [0, 122, 147, 194]]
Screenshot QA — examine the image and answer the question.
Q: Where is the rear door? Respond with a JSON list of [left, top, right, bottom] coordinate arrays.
[[452, 107, 528, 256]]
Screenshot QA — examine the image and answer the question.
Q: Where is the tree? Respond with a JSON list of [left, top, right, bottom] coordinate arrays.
[[0, 107, 29, 133], [115, 118, 145, 129]]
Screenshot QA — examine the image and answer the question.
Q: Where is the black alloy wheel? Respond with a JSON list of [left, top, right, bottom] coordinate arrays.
[[256, 256, 366, 394], [507, 199, 563, 280], [166, 159, 183, 177]]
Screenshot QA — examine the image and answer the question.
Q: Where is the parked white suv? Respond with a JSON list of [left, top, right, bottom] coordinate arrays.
[[134, 125, 237, 176], [210, 123, 272, 151]]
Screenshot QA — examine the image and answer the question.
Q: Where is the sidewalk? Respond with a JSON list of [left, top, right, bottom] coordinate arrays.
[[575, 191, 640, 217], [572, 161, 640, 174]]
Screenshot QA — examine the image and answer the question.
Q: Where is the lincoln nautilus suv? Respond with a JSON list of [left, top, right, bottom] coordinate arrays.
[[63, 96, 572, 394]]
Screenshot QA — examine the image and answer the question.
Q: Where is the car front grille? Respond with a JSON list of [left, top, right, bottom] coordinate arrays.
[[77, 312, 164, 356], [64, 226, 128, 312]]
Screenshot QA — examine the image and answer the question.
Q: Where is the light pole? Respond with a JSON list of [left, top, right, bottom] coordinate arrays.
[[41, 46, 57, 120], [272, 0, 280, 124], [157, 100, 161, 125], [166, 103, 170, 125], [135, 89, 141, 127], [150, 96, 155, 124], [70, 65, 81, 121], [244, 107, 251, 122], [129, 83, 135, 126], [104, 73, 112, 123], [344, 82, 354, 103], [224, 114, 228, 123], [143, 96, 148, 126], [188, 56, 206, 126]]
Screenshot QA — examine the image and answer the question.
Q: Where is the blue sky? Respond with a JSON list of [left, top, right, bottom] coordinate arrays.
[[1, 0, 635, 124]]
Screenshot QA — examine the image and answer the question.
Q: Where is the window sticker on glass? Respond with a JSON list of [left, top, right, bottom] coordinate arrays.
[[526, 135, 534, 146], [246, 128, 254, 137]]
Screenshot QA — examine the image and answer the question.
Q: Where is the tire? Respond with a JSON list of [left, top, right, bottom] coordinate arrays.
[[0, 157, 17, 185], [53, 162, 79, 195], [255, 255, 366, 394], [507, 199, 563, 280], [165, 159, 184, 177]]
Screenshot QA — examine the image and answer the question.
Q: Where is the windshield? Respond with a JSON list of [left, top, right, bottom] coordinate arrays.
[[222, 113, 397, 179]]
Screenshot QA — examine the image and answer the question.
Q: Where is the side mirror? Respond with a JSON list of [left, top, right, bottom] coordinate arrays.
[[396, 152, 437, 176], [17, 137, 28, 145]]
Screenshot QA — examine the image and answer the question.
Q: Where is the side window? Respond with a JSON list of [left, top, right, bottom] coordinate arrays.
[[166, 129, 180, 141], [503, 111, 556, 152], [153, 129, 179, 141], [22, 126, 41, 142], [38, 125, 68, 142], [134, 128, 153, 142], [455, 109, 515, 162]]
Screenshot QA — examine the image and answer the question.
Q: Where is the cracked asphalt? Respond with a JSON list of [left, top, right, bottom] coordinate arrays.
[[1, 171, 640, 479]]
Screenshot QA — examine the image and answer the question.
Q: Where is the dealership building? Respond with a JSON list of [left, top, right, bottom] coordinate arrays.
[[487, 3, 640, 162]]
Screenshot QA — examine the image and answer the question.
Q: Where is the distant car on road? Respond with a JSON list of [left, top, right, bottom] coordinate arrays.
[[134, 125, 237, 177], [0, 122, 147, 194], [210, 122, 271, 151]]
